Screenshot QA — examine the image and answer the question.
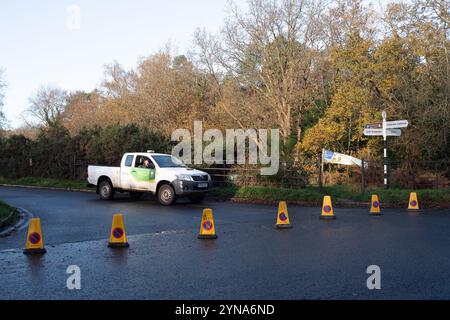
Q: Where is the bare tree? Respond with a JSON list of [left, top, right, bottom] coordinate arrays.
[[62, 90, 106, 134], [195, 0, 326, 155], [0, 69, 7, 131], [323, 0, 377, 48], [24, 86, 68, 128], [121, 52, 204, 133], [102, 61, 135, 99]]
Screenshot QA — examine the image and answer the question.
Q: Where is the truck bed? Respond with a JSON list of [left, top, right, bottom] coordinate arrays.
[[87, 165, 121, 187]]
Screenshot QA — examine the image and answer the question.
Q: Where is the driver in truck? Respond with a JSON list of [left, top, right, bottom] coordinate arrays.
[[137, 156, 153, 169], [140, 159, 151, 169]]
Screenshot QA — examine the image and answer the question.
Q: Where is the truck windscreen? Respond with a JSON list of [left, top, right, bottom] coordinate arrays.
[[152, 155, 186, 168]]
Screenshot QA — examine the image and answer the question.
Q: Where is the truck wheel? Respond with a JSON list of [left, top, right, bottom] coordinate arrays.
[[130, 192, 143, 200], [157, 184, 176, 206], [99, 180, 114, 200], [188, 194, 205, 203]]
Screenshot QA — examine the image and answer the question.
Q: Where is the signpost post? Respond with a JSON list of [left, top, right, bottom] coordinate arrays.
[[382, 111, 388, 190], [364, 112, 409, 190]]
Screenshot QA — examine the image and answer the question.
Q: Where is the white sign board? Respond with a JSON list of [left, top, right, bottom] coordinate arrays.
[[365, 123, 382, 129], [364, 128, 402, 137], [385, 120, 408, 129]]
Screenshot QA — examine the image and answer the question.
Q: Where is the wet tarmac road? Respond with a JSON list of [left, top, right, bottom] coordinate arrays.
[[1, 186, 450, 299]]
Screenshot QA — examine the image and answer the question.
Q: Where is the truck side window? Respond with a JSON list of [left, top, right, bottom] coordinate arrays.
[[124, 155, 134, 167], [136, 156, 155, 169]]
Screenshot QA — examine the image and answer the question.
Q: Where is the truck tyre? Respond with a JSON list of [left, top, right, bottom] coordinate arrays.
[[130, 192, 143, 200], [157, 184, 176, 206], [188, 194, 205, 203], [99, 180, 114, 200]]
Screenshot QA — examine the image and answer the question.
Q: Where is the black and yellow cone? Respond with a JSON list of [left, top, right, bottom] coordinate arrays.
[[275, 201, 292, 229], [198, 208, 217, 239], [320, 196, 336, 220], [369, 194, 382, 216], [408, 192, 420, 211], [108, 214, 129, 248], [23, 218, 46, 254]]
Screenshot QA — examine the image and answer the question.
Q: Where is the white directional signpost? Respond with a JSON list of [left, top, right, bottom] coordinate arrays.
[[385, 120, 409, 129], [364, 128, 402, 137], [364, 111, 409, 189]]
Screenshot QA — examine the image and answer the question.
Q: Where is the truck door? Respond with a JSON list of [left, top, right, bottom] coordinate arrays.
[[130, 155, 157, 191], [120, 154, 135, 190]]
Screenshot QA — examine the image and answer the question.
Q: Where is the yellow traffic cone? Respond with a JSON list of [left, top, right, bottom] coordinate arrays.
[[408, 192, 420, 211], [108, 214, 129, 248], [320, 196, 336, 220], [23, 218, 46, 254], [198, 208, 217, 239], [275, 201, 292, 229], [369, 194, 382, 216]]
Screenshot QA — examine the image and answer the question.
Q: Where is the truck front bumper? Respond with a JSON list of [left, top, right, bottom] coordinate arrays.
[[172, 179, 212, 196]]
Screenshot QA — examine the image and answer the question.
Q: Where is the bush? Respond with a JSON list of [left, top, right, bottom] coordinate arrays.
[[0, 124, 172, 179]]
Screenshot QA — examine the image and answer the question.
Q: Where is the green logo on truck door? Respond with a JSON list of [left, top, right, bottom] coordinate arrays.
[[131, 168, 156, 182]]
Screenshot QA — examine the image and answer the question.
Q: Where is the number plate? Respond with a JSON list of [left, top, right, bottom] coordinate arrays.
[[197, 182, 208, 188]]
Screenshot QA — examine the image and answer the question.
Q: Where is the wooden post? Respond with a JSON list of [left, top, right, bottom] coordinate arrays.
[[318, 158, 323, 190], [382, 111, 389, 190], [29, 158, 33, 176], [361, 159, 365, 194]]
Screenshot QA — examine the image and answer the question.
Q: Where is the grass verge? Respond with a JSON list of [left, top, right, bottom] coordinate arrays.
[[211, 185, 324, 202], [0, 177, 93, 191], [211, 185, 450, 207], [0, 200, 14, 220], [0, 177, 448, 207], [350, 188, 450, 207]]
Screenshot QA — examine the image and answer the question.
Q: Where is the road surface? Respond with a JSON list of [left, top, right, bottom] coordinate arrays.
[[1, 186, 450, 299]]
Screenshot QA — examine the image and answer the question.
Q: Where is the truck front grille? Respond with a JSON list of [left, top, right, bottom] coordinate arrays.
[[192, 175, 208, 181]]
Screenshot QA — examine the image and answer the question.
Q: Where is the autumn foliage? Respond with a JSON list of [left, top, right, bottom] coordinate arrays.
[[1, 0, 448, 182]]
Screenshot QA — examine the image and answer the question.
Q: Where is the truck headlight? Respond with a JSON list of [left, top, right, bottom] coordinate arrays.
[[176, 174, 193, 181]]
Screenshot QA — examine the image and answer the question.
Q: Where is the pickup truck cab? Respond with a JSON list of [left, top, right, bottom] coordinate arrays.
[[87, 152, 211, 205]]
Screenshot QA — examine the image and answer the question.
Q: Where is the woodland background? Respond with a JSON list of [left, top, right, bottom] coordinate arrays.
[[0, 0, 448, 188]]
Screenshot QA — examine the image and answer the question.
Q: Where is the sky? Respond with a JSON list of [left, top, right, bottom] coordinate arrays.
[[0, 0, 391, 129], [0, 0, 247, 128]]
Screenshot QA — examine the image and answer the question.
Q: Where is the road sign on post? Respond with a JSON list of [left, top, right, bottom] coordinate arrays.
[[385, 120, 409, 129], [363, 128, 401, 136], [365, 123, 383, 129], [364, 111, 409, 190]]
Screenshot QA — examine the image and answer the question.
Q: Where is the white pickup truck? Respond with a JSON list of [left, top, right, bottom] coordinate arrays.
[[87, 152, 211, 205]]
